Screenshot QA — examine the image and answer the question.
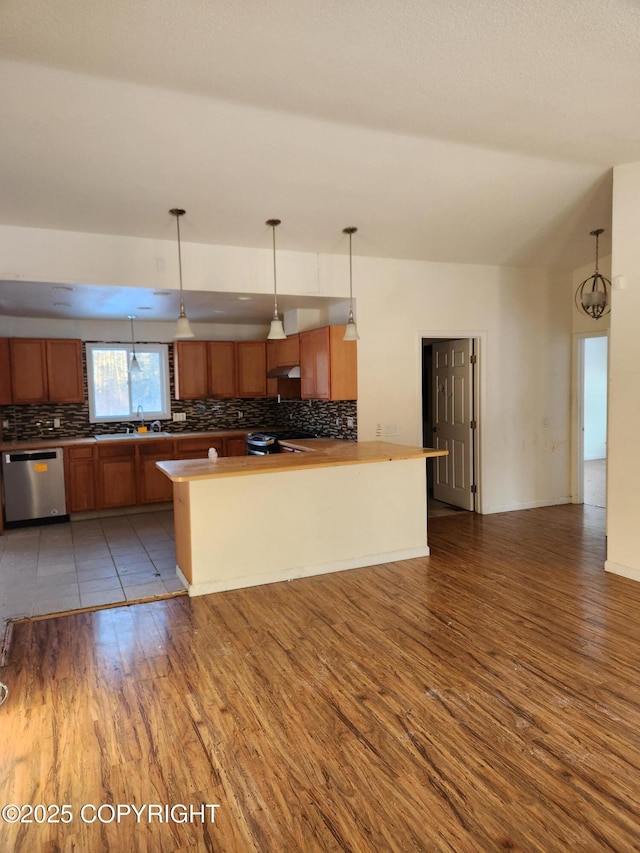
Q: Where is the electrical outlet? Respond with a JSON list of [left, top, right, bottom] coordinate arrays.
[[237, 411, 244, 419], [54, 417, 61, 428], [2, 419, 9, 430], [346, 417, 354, 428]]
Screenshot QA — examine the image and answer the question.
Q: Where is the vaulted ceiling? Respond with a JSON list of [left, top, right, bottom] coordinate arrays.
[[1, 0, 637, 291]]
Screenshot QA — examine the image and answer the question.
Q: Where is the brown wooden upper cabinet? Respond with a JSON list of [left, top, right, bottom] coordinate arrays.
[[300, 325, 357, 401], [174, 340, 266, 400], [0, 338, 12, 405], [208, 341, 236, 397], [235, 341, 266, 397], [8, 338, 84, 404], [173, 341, 209, 399]]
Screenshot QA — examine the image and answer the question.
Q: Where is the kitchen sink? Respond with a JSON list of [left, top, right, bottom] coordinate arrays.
[[94, 432, 173, 441]]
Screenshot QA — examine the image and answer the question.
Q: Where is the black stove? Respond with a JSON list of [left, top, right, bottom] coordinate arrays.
[[245, 430, 318, 455]]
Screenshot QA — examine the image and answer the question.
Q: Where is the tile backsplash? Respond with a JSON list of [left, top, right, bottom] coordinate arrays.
[[0, 397, 357, 442]]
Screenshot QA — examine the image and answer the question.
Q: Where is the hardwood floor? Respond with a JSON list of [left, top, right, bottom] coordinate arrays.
[[2, 504, 640, 851]]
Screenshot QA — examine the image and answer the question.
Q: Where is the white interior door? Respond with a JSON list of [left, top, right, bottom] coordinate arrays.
[[432, 339, 475, 510]]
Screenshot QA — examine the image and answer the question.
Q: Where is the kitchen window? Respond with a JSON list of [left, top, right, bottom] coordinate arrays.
[[86, 343, 171, 423]]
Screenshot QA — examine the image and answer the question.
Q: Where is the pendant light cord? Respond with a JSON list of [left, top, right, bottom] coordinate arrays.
[[266, 218, 281, 320], [349, 229, 353, 306], [129, 315, 137, 358], [342, 226, 358, 325], [176, 213, 185, 311], [271, 221, 278, 316]]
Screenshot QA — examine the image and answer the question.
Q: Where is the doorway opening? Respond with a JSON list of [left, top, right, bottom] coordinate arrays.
[[422, 336, 479, 517], [575, 333, 608, 508]]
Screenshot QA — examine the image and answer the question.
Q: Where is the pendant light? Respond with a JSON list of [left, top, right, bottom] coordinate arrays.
[[127, 314, 141, 374], [342, 226, 359, 341], [169, 208, 194, 338], [575, 228, 611, 320], [266, 218, 286, 340]]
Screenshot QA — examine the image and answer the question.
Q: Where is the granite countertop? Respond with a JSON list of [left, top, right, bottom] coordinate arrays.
[[156, 440, 447, 483]]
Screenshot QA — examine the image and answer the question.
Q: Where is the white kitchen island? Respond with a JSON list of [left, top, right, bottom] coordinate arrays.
[[156, 440, 447, 597]]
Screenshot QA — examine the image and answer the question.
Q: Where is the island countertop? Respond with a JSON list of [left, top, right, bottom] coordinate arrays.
[[156, 440, 447, 483]]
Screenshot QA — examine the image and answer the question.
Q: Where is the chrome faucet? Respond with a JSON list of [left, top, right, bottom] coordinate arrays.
[[136, 405, 145, 428]]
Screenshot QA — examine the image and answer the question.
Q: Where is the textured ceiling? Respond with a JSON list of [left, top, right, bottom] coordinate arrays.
[[1, 0, 636, 320]]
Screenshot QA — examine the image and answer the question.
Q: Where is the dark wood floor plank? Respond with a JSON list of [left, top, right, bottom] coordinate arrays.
[[4, 504, 640, 851]]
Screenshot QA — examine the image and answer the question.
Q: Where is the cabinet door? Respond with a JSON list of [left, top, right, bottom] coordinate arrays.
[[0, 338, 12, 405], [9, 339, 47, 403], [300, 328, 330, 399], [299, 331, 316, 398], [266, 340, 279, 397], [46, 339, 84, 403], [97, 445, 137, 508], [224, 435, 247, 457], [174, 341, 209, 399], [138, 440, 176, 504], [277, 334, 300, 366], [328, 325, 358, 400], [65, 445, 96, 512], [313, 327, 331, 400], [208, 342, 236, 397], [236, 341, 266, 397]]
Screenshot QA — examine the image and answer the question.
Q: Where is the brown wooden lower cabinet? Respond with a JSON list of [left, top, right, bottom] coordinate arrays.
[[137, 440, 176, 504], [63, 433, 247, 513], [224, 435, 248, 457], [96, 444, 137, 509], [64, 446, 97, 512]]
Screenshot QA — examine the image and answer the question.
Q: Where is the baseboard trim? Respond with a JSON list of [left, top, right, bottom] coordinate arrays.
[[483, 497, 572, 515], [186, 546, 431, 598], [604, 560, 640, 583]]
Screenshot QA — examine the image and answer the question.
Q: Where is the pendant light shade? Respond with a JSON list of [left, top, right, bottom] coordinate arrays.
[[342, 226, 359, 341], [170, 208, 195, 339], [128, 314, 141, 374], [575, 228, 611, 320], [266, 218, 286, 340]]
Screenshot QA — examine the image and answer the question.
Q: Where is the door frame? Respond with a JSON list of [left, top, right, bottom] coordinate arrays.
[[571, 330, 609, 508], [418, 329, 486, 514]]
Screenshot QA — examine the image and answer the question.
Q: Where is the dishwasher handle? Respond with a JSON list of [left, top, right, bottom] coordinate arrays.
[[5, 449, 62, 463]]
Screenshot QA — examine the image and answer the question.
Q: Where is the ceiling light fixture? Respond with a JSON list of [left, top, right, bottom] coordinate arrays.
[[128, 314, 141, 374], [266, 218, 286, 340], [169, 208, 194, 338], [342, 226, 359, 341], [575, 228, 611, 320]]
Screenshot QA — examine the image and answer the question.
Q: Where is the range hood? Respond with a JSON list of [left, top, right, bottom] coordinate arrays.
[[266, 364, 301, 379]]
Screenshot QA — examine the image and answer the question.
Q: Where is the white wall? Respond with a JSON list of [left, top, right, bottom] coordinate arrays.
[[0, 223, 573, 515], [606, 162, 640, 580]]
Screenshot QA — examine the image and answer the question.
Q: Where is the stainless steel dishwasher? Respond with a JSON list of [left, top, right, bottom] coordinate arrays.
[[2, 447, 67, 524]]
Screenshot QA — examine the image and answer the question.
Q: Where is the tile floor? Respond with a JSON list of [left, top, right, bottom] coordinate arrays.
[[0, 509, 185, 641]]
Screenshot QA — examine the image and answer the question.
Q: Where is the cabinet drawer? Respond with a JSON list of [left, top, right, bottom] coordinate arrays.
[[176, 437, 224, 458], [97, 443, 136, 459], [67, 445, 95, 460], [137, 440, 176, 456]]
